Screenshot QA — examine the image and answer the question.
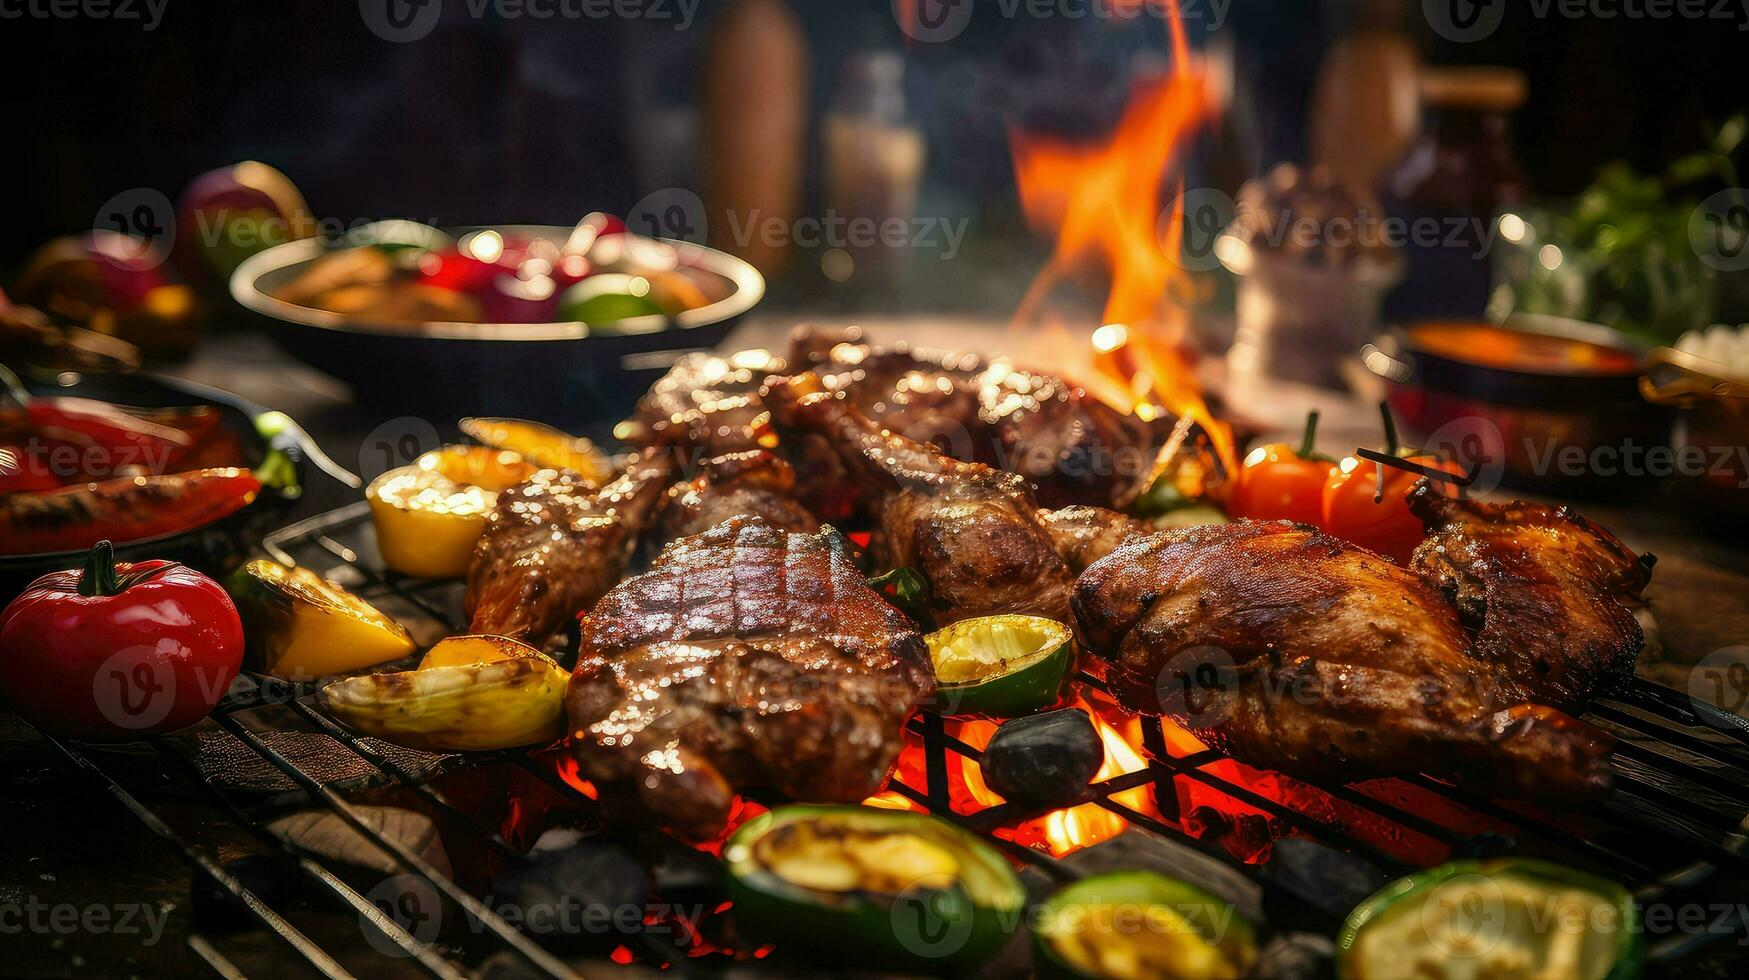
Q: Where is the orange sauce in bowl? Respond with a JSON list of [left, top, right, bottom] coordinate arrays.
[[1408, 322, 1642, 375]]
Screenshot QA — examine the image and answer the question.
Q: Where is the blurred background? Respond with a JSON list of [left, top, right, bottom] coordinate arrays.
[[6, 0, 1747, 329]]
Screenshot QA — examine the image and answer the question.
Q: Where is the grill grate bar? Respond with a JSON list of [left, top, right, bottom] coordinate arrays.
[[42, 732, 358, 980], [209, 713, 579, 980], [148, 739, 472, 979], [269, 682, 524, 859]]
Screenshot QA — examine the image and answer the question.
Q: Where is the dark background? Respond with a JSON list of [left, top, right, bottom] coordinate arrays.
[[3, 0, 1745, 269]]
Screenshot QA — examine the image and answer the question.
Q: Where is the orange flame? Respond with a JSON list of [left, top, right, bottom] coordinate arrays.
[[1008, 0, 1236, 475]]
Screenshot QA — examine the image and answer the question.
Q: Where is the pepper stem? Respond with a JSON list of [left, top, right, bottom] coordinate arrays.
[[1297, 410, 1321, 458], [79, 540, 120, 597], [1378, 402, 1400, 457]]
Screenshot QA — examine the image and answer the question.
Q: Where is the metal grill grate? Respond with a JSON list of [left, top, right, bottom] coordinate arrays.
[[36, 500, 1749, 977]]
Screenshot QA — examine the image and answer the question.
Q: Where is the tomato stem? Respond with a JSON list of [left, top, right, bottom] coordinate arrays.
[[1298, 411, 1321, 458], [78, 540, 120, 597]]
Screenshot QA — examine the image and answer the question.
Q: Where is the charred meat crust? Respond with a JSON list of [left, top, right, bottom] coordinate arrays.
[[565, 517, 932, 840], [1072, 521, 1616, 800]]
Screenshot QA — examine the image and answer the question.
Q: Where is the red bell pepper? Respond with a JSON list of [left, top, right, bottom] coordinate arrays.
[[0, 541, 243, 737], [0, 467, 262, 556]]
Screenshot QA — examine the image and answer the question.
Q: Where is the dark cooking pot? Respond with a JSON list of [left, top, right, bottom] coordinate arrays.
[[1367, 315, 1674, 496]]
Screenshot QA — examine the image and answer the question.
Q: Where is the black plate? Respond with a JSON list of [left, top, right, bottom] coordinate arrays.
[[1, 370, 339, 595]]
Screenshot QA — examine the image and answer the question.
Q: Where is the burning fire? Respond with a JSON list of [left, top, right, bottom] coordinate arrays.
[[1008, 0, 1236, 474]]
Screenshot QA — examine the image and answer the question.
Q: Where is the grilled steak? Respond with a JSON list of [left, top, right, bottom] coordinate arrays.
[[466, 450, 674, 646], [1410, 484, 1654, 709], [565, 517, 932, 840], [1072, 520, 1616, 800]]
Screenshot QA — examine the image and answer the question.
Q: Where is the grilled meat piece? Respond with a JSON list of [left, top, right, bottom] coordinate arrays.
[[770, 374, 1076, 624], [466, 450, 674, 646], [1409, 484, 1654, 709], [566, 517, 932, 839], [1073, 521, 1616, 800], [789, 324, 1157, 509], [626, 349, 781, 457], [659, 449, 819, 542], [1038, 504, 1148, 573]]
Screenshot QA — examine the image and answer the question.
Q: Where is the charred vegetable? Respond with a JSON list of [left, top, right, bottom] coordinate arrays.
[[459, 417, 613, 484], [927, 614, 1073, 717], [1338, 859, 1638, 980], [725, 805, 1026, 970], [0, 467, 262, 556], [318, 635, 568, 751], [368, 446, 536, 578], [979, 708, 1103, 808], [1035, 871, 1258, 980], [229, 559, 416, 680]]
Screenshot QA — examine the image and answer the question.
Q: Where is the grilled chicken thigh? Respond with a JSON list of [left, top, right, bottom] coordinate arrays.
[[466, 450, 674, 646], [769, 374, 1078, 624], [1073, 520, 1616, 800], [1410, 484, 1654, 709], [566, 517, 932, 839], [788, 324, 1157, 509]]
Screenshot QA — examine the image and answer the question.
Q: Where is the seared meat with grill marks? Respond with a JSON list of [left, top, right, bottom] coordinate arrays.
[[466, 450, 673, 646], [658, 449, 819, 542], [1410, 484, 1654, 709], [1073, 521, 1616, 800], [769, 374, 1076, 624], [789, 324, 1157, 509], [565, 517, 931, 840]]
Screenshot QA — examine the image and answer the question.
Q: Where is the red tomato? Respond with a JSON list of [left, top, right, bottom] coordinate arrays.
[[1227, 411, 1334, 526], [0, 541, 242, 738], [1321, 453, 1462, 564]]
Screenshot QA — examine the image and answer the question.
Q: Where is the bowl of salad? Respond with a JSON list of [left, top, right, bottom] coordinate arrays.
[[230, 216, 765, 422]]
